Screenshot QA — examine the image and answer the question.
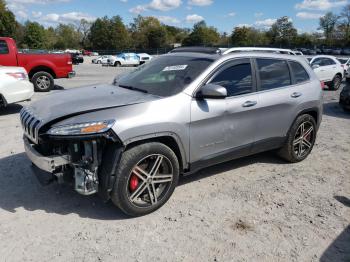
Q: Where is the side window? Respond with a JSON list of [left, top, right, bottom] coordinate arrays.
[[210, 63, 253, 97], [290, 61, 310, 84], [324, 58, 335, 65], [312, 58, 323, 66], [257, 59, 291, 91], [0, 40, 9, 54]]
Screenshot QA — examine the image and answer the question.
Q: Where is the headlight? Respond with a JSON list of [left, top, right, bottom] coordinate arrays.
[[47, 120, 115, 136]]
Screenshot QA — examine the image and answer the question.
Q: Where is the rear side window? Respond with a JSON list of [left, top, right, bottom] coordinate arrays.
[[210, 63, 253, 97], [257, 59, 291, 91], [0, 40, 9, 54], [289, 61, 309, 84]]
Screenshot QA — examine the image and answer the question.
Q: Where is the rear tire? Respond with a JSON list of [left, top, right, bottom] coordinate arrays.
[[32, 71, 54, 92], [114, 62, 121, 67], [111, 142, 179, 217], [329, 75, 342, 90], [278, 114, 317, 163]]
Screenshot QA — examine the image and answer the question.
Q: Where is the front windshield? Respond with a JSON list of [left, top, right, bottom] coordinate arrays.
[[116, 55, 214, 97]]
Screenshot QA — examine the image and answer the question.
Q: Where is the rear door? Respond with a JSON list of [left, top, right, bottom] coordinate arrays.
[[253, 58, 308, 150]]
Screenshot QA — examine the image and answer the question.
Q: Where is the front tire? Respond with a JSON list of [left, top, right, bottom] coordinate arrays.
[[32, 71, 54, 92], [111, 142, 179, 217], [114, 62, 121, 67], [329, 75, 342, 90], [278, 114, 317, 163]]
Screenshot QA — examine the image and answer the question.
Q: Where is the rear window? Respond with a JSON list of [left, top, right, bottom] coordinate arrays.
[[0, 40, 9, 54], [289, 61, 309, 84], [257, 59, 291, 91]]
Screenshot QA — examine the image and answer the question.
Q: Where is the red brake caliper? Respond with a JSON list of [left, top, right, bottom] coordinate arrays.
[[129, 174, 139, 192]]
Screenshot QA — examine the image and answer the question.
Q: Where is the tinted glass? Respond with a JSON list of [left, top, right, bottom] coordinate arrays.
[[290, 61, 309, 84], [257, 59, 291, 90], [0, 40, 9, 54], [210, 63, 253, 97], [324, 58, 336, 65], [338, 58, 347, 64], [117, 56, 214, 97]]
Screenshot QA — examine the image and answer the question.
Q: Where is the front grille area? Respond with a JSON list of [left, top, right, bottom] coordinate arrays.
[[20, 108, 42, 144]]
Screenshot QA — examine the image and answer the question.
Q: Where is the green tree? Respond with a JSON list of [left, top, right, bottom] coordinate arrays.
[[319, 12, 339, 46], [54, 24, 81, 49], [340, 5, 350, 44], [0, 0, 17, 37], [89, 16, 130, 50], [130, 16, 167, 49], [183, 21, 220, 46], [268, 16, 297, 47], [77, 19, 92, 48], [23, 21, 46, 49]]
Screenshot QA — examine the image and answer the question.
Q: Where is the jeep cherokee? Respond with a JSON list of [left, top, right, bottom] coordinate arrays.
[[21, 47, 323, 216]]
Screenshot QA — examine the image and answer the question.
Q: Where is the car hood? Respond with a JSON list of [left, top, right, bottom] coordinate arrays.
[[27, 84, 160, 123]]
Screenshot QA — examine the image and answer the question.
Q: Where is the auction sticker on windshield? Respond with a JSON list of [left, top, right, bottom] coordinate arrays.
[[163, 65, 188, 71]]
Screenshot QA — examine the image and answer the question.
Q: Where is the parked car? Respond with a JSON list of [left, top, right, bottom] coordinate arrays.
[[137, 53, 152, 64], [339, 84, 350, 111], [0, 66, 34, 107], [108, 53, 140, 67], [322, 48, 332, 55], [0, 37, 75, 92], [71, 53, 84, 65], [316, 48, 322, 54], [82, 50, 92, 56], [92, 55, 108, 64], [331, 48, 342, 55], [310, 55, 343, 90], [92, 52, 99, 56], [21, 47, 323, 216], [337, 57, 350, 72], [342, 49, 350, 55]]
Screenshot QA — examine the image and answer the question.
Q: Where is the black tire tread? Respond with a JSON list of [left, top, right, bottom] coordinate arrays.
[[111, 142, 179, 217], [278, 114, 317, 163]]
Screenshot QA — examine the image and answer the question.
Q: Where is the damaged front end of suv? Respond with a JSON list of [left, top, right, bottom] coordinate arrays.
[[21, 108, 124, 201]]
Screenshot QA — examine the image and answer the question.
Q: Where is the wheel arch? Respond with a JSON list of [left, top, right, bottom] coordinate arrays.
[[29, 66, 56, 79], [123, 134, 188, 173]]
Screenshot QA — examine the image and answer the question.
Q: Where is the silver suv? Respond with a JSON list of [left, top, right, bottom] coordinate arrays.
[[21, 47, 323, 216]]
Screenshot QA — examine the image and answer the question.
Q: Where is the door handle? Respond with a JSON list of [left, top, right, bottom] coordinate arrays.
[[291, 92, 302, 98], [242, 101, 257, 107]]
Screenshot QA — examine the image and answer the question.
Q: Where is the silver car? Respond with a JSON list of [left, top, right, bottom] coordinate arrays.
[[20, 48, 323, 216]]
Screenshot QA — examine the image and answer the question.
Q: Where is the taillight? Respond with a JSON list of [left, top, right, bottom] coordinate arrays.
[[320, 81, 325, 89], [6, 72, 27, 80], [67, 61, 72, 65]]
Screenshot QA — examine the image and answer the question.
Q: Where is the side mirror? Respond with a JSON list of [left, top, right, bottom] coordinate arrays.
[[197, 83, 227, 99], [312, 64, 320, 69]]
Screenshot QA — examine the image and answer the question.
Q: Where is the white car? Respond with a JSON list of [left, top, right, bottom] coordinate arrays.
[[137, 53, 152, 64], [0, 66, 34, 107], [108, 53, 140, 67], [92, 55, 110, 64], [337, 58, 350, 72], [310, 55, 344, 90]]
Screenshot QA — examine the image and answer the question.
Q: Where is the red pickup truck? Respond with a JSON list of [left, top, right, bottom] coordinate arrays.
[[0, 37, 75, 92]]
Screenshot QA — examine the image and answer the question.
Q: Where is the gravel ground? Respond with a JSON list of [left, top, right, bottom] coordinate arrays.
[[0, 57, 349, 262]]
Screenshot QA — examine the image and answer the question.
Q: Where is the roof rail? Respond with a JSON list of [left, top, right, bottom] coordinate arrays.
[[169, 47, 222, 55]]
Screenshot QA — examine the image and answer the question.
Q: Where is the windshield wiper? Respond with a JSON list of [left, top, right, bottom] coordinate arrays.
[[118, 85, 148, 93]]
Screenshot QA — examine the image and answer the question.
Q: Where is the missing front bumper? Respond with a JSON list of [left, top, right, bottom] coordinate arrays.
[[23, 136, 70, 173]]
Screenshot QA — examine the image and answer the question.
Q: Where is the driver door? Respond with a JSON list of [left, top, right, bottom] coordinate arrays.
[[189, 59, 258, 165]]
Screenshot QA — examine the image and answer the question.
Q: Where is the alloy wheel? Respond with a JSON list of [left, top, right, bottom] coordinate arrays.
[[36, 76, 50, 90], [127, 154, 174, 208], [293, 121, 314, 158]]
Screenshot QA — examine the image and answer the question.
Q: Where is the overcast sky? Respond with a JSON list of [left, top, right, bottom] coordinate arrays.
[[6, 0, 349, 33]]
